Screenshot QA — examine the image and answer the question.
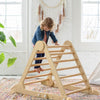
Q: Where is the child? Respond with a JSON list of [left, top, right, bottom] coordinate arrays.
[[32, 17, 59, 73]]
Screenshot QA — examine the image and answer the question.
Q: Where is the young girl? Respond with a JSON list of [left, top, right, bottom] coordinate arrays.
[[32, 17, 59, 73]]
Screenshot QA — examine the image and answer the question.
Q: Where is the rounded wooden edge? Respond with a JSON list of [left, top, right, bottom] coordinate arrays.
[[35, 41, 45, 51]]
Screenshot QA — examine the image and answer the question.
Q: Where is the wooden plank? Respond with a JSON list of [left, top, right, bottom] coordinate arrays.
[[66, 87, 89, 95], [12, 87, 72, 100], [25, 73, 52, 79], [64, 80, 85, 87], [60, 73, 82, 79], [24, 79, 48, 85]]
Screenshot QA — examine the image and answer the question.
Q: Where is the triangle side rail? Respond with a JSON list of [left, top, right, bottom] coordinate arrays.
[[67, 41, 93, 94]]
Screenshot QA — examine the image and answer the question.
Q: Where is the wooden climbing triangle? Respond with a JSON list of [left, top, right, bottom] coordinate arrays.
[[11, 40, 99, 100]]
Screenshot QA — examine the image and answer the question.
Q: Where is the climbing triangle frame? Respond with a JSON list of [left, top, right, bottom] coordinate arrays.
[[11, 40, 99, 100]]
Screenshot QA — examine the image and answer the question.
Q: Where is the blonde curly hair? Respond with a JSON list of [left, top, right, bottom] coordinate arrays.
[[40, 17, 54, 31]]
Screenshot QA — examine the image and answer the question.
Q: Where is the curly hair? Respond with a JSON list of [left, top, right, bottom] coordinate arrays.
[[40, 17, 54, 31]]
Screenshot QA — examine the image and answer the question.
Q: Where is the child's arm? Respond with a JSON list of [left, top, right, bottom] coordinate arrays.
[[50, 32, 59, 45]]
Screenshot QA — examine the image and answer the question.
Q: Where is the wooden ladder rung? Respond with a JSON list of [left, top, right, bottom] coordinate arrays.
[[33, 56, 58, 60], [24, 79, 49, 85], [49, 50, 63, 52], [28, 66, 78, 73], [31, 62, 49, 67], [47, 45, 70, 48], [28, 68, 51, 73], [56, 66, 79, 71], [60, 73, 82, 79], [54, 59, 75, 63], [64, 80, 85, 87], [25, 73, 52, 79], [66, 87, 89, 95], [31, 59, 75, 67], [50, 52, 73, 55]]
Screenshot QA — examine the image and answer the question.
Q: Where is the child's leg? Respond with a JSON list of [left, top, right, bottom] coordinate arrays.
[[34, 53, 45, 69]]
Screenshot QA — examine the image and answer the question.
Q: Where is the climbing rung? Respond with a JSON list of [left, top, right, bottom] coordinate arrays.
[[28, 66, 78, 73], [66, 87, 89, 95], [64, 80, 85, 87], [33, 56, 58, 60], [56, 66, 79, 71], [31, 62, 49, 66], [47, 45, 70, 48], [24, 79, 49, 85], [25, 73, 52, 79], [49, 50, 63, 52], [28, 68, 51, 73], [60, 73, 82, 79], [31, 59, 75, 67], [50, 52, 73, 55], [54, 59, 76, 63]]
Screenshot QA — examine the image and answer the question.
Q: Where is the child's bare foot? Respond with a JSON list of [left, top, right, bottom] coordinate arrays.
[[40, 67, 44, 71], [34, 67, 44, 73]]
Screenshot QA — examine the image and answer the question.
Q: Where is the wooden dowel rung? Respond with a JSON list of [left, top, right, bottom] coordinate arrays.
[[31, 59, 75, 67], [37, 51, 44, 54], [66, 87, 89, 95], [31, 62, 49, 67], [64, 80, 85, 87], [50, 52, 73, 55], [24, 79, 48, 85], [28, 68, 51, 73], [56, 66, 79, 71], [49, 50, 62, 52], [47, 45, 70, 48], [33, 57, 46, 60], [25, 73, 52, 79], [54, 59, 75, 63], [33, 56, 58, 60], [60, 73, 82, 79]]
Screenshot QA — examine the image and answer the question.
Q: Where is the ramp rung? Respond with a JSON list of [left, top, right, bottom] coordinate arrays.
[[24, 79, 48, 85], [66, 87, 89, 95], [50, 52, 73, 55], [64, 80, 85, 87], [47, 45, 70, 48], [25, 73, 52, 79], [60, 73, 82, 79]]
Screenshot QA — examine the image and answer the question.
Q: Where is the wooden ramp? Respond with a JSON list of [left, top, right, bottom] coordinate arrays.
[[11, 40, 99, 100]]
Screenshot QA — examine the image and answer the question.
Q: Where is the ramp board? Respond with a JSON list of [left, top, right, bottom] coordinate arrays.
[[11, 41, 99, 100]]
